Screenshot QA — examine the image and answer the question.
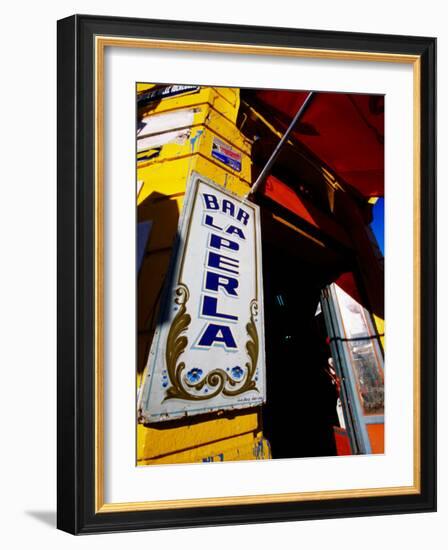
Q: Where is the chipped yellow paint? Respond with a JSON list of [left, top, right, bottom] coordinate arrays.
[[137, 85, 268, 466], [138, 85, 240, 124], [138, 431, 270, 465], [137, 414, 264, 463]]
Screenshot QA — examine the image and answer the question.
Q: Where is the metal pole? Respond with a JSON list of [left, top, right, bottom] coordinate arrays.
[[246, 91, 315, 198]]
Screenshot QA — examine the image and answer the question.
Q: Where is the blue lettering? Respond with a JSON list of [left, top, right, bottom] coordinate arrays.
[[204, 214, 223, 231], [198, 323, 237, 348], [205, 271, 239, 296], [202, 295, 238, 321], [208, 251, 239, 274], [225, 225, 245, 239], [203, 193, 219, 210], [222, 199, 235, 217], [210, 233, 239, 252], [237, 209, 250, 226]]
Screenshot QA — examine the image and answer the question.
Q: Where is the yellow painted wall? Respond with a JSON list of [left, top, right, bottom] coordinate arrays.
[[373, 314, 385, 350], [136, 84, 384, 463], [136, 85, 270, 465]]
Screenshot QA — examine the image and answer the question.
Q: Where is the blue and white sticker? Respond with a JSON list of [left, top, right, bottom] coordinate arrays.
[[211, 137, 242, 172]]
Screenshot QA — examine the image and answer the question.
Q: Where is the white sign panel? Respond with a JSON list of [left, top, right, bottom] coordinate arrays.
[[138, 173, 266, 423]]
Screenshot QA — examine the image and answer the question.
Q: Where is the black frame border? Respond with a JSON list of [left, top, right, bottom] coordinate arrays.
[[57, 14, 436, 534]]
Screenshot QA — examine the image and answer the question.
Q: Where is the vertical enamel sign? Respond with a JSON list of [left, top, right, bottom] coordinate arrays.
[[138, 173, 266, 422]]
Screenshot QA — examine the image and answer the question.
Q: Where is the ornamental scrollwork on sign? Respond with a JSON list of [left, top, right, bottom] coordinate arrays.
[[164, 285, 260, 402], [222, 300, 259, 397]]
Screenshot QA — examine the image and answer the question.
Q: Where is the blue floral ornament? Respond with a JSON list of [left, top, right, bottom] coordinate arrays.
[[186, 368, 203, 383], [231, 366, 244, 380]]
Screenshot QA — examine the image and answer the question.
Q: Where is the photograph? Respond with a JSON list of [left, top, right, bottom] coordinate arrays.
[[136, 83, 385, 465], [55, 13, 436, 534], [0, 0, 442, 545]]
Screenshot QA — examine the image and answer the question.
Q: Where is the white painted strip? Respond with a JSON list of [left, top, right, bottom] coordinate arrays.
[[137, 109, 196, 138]]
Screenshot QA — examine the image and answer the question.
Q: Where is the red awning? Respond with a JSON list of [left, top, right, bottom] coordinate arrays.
[[263, 174, 352, 248], [254, 90, 384, 199]]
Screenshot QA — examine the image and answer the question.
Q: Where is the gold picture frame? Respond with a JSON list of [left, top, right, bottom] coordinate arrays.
[[58, 15, 436, 534]]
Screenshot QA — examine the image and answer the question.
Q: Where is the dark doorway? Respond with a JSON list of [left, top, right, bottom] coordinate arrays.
[[261, 241, 340, 459]]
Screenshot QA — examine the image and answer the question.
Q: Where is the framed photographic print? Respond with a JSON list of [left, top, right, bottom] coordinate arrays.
[[57, 14, 436, 534]]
